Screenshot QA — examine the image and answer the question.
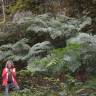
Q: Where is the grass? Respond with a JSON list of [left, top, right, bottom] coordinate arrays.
[[0, 92, 14, 96]]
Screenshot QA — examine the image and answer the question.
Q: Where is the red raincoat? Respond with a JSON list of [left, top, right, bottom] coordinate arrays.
[[2, 68, 17, 86]]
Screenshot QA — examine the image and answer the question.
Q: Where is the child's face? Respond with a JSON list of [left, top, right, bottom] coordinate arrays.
[[7, 63, 12, 68]]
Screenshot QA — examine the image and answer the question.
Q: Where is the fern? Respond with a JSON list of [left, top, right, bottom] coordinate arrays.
[[27, 44, 81, 76]]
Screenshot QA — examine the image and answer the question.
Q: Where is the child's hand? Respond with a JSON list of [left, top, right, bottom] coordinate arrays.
[[9, 69, 13, 73]]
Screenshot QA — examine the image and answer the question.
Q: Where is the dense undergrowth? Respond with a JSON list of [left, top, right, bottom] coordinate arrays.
[[0, 0, 96, 95], [0, 15, 96, 95]]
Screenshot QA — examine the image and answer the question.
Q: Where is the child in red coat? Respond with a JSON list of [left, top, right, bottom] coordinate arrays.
[[2, 60, 19, 96]]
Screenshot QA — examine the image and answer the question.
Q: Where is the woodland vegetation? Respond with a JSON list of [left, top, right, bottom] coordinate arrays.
[[0, 0, 96, 96]]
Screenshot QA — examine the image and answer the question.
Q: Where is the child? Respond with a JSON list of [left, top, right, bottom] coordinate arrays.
[[2, 60, 19, 96]]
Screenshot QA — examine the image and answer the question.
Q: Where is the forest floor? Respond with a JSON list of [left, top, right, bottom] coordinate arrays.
[[0, 76, 95, 96]]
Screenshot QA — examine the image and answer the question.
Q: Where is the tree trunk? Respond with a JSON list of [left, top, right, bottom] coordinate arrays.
[[0, 0, 6, 24]]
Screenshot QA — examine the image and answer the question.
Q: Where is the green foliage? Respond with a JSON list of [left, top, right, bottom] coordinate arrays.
[[0, 38, 30, 68], [60, 76, 79, 96], [9, 88, 60, 96], [27, 57, 49, 75], [67, 33, 96, 74], [83, 76, 96, 90], [0, 6, 95, 96], [8, 0, 44, 14], [12, 38, 30, 55], [27, 44, 81, 76]]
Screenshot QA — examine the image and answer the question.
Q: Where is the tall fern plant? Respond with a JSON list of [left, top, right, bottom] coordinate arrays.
[[27, 44, 81, 77]]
